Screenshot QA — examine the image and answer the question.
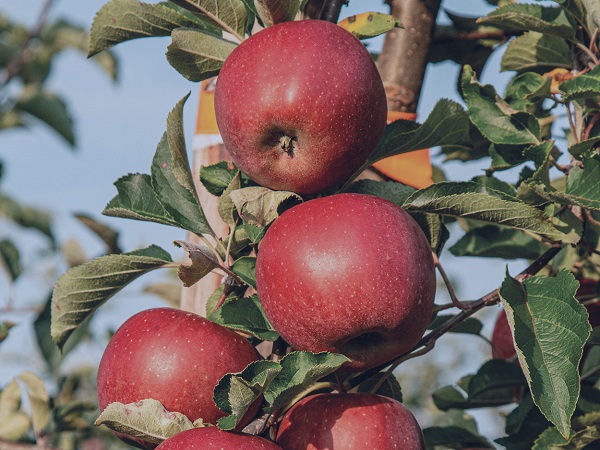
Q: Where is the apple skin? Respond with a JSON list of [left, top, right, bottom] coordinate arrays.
[[255, 193, 436, 372], [97, 308, 262, 448], [276, 393, 425, 450], [214, 20, 387, 195], [155, 427, 282, 450], [491, 309, 516, 361]]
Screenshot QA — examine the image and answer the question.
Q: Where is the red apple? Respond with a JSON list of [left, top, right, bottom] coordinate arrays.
[[97, 308, 262, 448], [255, 193, 436, 372], [276, 393, 425, 450], [491, 309, 516, 361], [155, 427, 282, 450], [214, 20, 387, 195]]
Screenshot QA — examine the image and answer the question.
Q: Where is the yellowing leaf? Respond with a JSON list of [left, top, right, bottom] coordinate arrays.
[[338, 12, 402, 40]]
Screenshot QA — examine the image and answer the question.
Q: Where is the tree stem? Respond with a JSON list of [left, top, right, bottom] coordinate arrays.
[[377, 0, 442, 113]]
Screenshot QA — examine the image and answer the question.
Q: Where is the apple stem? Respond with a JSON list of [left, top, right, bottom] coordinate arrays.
[[346, 243, 564, 391], [433, 252, 467, 310]]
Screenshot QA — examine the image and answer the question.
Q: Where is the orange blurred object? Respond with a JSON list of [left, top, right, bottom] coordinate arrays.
[[371, 110, 433, 189]]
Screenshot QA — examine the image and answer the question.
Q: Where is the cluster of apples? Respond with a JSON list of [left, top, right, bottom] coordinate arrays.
[[97, 19, 436, 449]]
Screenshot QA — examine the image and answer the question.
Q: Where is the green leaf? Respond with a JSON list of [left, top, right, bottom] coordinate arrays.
[[263, 352, 350, 413], [560, 64, 600, 102], [254, 0, 303, 27], [208, 294, 278, 341], [200, 161, 238, 196], [499, 270, 591, 438], [505, 73, 552, 113], [587, 328, 600, 346], [169, 0, 249, 41], [498, 393, 552, 450], [365, 99, 471, 167], [229, 187, 302, 227], [428, 315, 484, 335], [74, 213, 122, 254], [214, 360, 281, 430], [0, 380, 30, 441], [357, 374, 403, 402], [15, 86, 74, 146], [18, 372, 50, 436], [402, 181, 570, 242], [501, 32, 571, 72], [218, 172, 241, 226], [51, 245, 172, 350], [450, 224, 548, 259], [95, 399, 196, 445], [88, 0, 217, 56], [0, 321, 14, 344], [34, 295, 90, 373], [432, 359, 525, 410], [173, 240, 221, 287], [520, 153, 600, 213], [423, 426, 495, 449], [151, 95, 211, 235], [103, 173, 179, 228], [338, 12, 403, 40], [568, 136, 600, 157], [167, 28, 237, 82], [478, 4, 577, 39], [0, 193, 54, 243], [563, 152, 600, 212], [461, 65, 540, 146], [346, 179, 416, 206], [532, 426, 569, 449], [0, 239, 21, 281], [231, 256, 256, 288]]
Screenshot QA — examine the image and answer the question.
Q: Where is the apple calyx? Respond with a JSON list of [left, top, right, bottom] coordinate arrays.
[[278, 134, 297, 157]]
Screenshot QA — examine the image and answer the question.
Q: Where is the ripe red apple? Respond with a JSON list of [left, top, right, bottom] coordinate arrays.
[[276, 393, 425, 449], [155, 427, 282, 449], [491, 309, 516, 361], [255, 193, 436, 372], [97, 308, 262, 448], [214, 20, 387, 195]]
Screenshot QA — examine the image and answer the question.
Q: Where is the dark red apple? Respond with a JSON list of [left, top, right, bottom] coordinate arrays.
[[255, 193, 436, 372], [491, 309, 516, 361], [276, 393, 425, 450], [97, 308, 262, 448], [155, 427, 282, 449], [214, 20, 387, 195]]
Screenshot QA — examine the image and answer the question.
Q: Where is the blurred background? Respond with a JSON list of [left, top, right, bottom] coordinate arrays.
[[0, 0, 533, 446]]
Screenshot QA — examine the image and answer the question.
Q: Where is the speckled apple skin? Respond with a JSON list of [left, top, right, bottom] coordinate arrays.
[[255, 194, 436, 372], [97, 308, 262, 443], [155, 427, 283, 450], [276, 393, 425, 450], [491, 309, 517, 360], [214, 20, 387, 195]]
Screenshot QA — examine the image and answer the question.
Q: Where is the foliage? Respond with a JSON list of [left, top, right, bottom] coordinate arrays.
[[0, 4, 125, 449], [13, 0, 600, 448]]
